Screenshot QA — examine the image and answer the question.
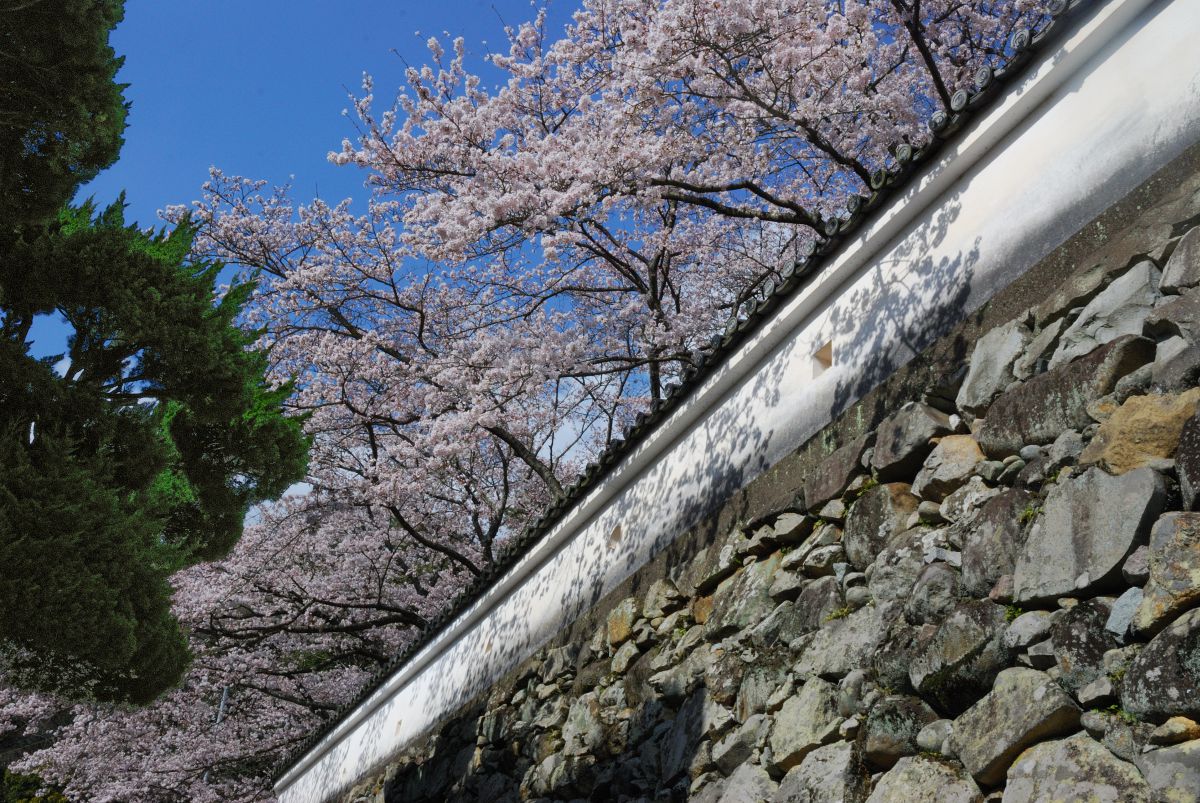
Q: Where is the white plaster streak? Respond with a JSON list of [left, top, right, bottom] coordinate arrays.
[[277, 1, 1199, 800]]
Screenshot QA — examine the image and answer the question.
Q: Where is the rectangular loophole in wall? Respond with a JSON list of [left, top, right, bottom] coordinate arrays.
[[812, 340, 834, 377]]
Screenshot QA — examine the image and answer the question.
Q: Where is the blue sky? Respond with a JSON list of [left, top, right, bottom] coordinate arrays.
[[30, 0, 578, 358], [80, 0, 577, 226]]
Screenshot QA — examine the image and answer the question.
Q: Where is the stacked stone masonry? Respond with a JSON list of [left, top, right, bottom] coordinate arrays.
[[342, 159, 1200, 802]]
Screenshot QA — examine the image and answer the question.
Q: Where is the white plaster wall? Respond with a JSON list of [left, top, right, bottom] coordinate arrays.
[[277, 1, 1200, 800]]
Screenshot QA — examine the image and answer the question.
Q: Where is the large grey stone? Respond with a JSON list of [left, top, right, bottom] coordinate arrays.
[[939, 476, 1001, 524], [977, 335, 1156, 456], [705, 553, 782, 639], [1050, 260, 1161, 369], [871, 402, 953, 481], [862, 694, 938, 769], [1013, 467, 1166, 604], [1106, 586, 1143, 640], [1003, 610, 1054, 651], [562, 692, 605, 755], [791, 576, 845, 634], [712, 713, 768, 775], [1134, 739, 1200, 803], [1180, 412, 1200, 511], [1123, 608, 1200, 722], [1161, 225, 1200, 294], [659, 689, 707, 781], [642, 578, 684, 619], [804, 433, 875, 513], [713, 764, 778, 803], [769, 677, 839, 771], [844, 483, 919, 571], [773, 741, 868, 803], [912, 436, 985, 502], [908, 599, 1010, 714], [1047, 598, 1119, 694], [1133, 512, 1200, 636], [866, 756, 982, 803], [1002, 732, 1150, 803], [1014, 317, 1066, 380], [904, 563, 962, 626], [950, 667, 1080, 786], [961, 489, 1036, 597], [867, 527, 931, 612], [957, 319, 1032, 415]]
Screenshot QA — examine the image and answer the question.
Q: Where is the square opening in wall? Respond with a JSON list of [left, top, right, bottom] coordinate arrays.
[[812, 340, 834, 377]]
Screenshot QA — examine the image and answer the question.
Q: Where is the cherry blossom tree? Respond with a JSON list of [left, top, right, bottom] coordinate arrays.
[[8, 2, 1054, 800]]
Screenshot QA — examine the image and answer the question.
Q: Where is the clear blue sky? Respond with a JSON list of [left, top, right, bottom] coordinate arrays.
[[80, 0, 577, 226]]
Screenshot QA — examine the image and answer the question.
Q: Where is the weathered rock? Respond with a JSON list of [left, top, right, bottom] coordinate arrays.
[[913, 436, 986, 502], [736, 662, 789, 722], [1079, 390, 1200, 474], [1146, 286, 1200, 342], [562, 693, 605, 756], [773, 741, 868, 803], [1149, 717, 1200, 746], [1048, 599, 1119, 694], [1135, 739, 1200, 803], [916, 719, 954, 754], [866, 756, 983, 803], [802, 544, 846, 577], [1106, 586, 1143, 640], [642, 579, 684, 620], [773, 511, 815, 544], [909, 599, 1010, 714], [1122, 544, 1151, 585], [867, 527, 932, 612], [960, 489, 1035, 598], [769, 677, 839, 771], [862, 694, 939, 769], [950, 667, 1080, 786], [1002, 733, 1150, 803], [705, 553, 782, 639], [1015, 318, 1067, 380], [1077, 675, 1116, 707], [1123, 608, 1200, 722], [1050, 260, 1161, 369], [958, 320, 1033, 416], [795, 605, 884, 682], [1160, 225, 1200, 293], [939, 476, 1001, 524], [1003, 610, 1054, 651], [1133, 512, 1200, 636], [607, 597, 638, 647], [1013, 467, 1165, 604], [977, 335, 1156, 456], [905, 563, 962, 626], [790, 576, 845, 634], [1042, 431, 1084, 476], [769, 567, 807, 602], [844, 483, 919, 571], [1152, 334, 1200, 390], [1180, 413, 1200, 511], [804, 433, 875, 513], [610, 640, 641, 674], [871, 403, 953, 482], [712, 713, 768, 775], [715, 764, 778, 803]]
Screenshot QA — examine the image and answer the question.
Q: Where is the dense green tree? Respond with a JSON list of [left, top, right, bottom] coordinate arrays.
[[0, 0, 128, 234], [0, 202, 309, 703], [0, 0, 308, 704]]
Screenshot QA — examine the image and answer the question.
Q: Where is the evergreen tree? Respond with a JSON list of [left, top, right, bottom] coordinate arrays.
[[0, 2, 309, 703]]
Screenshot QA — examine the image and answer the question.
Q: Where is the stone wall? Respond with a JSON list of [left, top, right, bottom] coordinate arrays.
[[340, 147, 1200, 803]]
